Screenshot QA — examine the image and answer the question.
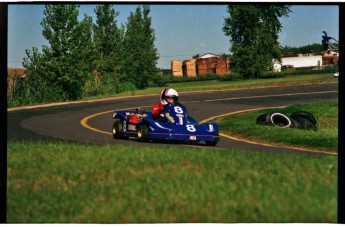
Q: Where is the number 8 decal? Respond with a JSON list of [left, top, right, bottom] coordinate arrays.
[[186, 124, 196, 132], [174, 106, 184, 114]]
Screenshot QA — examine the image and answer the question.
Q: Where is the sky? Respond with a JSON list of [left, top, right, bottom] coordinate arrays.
[[7, 4, 339, 69]]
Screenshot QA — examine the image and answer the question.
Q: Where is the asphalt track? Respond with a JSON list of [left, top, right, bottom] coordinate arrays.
[[7, 83, 338, 156]]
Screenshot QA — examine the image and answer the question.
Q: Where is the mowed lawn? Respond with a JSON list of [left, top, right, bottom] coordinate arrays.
[[80, 73, 337, 101], [216, 101, 338, 153], [7, 142, 337, 223]]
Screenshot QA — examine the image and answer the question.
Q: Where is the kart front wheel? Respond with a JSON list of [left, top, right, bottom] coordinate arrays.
[[137, 124, 149, 142], [205, 141, 218, 146], [112, 121, 123, 139]]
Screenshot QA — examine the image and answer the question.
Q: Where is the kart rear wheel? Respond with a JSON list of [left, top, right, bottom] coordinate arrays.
[[205, 141, 218, 146], [112, 120, 123, 139], [137, 124, 149, 142]]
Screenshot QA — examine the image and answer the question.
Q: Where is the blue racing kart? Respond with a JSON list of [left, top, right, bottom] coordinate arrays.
[[111, 104, 219, 146]]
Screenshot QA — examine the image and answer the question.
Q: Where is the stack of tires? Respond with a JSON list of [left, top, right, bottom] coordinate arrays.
[[256, 111, 318, 131]]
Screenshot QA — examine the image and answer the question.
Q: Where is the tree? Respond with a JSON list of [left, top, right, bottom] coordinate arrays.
[[280, 43, 324, 56], [122, 5, 159, 89], [141, 5, 159, 85], [74, 14, 97, 76], [223, 5, 291, 78], [23, 4, 95, 102], [22, 47, 54, 103], [94, 4, 124, 76]]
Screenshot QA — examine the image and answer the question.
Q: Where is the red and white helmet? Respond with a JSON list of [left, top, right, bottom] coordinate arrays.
[[160, 88, 179, 105]]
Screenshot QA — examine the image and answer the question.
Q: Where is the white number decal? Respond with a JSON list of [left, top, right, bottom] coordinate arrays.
[[178, 116, 184, 125], [174, 106, 184, 114], [186, 125, 196, 132]]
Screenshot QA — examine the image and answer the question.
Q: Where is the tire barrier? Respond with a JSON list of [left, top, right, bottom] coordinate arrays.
[[290, 111, 318, 131], [256, 111, 317, 131], [256, 112, 295, 128], [290, 111, 317, 125]]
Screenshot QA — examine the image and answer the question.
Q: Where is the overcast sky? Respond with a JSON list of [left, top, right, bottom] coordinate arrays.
[[8, 4, 339, 69]]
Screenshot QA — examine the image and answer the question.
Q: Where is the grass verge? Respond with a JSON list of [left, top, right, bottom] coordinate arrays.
[[216, 101, 338, 152], [69, 73, 338, 101], [7, 73, 337, 110], [7, 141, 337, 223]]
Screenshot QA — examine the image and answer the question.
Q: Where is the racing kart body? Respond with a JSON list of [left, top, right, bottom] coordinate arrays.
[[112, 104, 219, 146]]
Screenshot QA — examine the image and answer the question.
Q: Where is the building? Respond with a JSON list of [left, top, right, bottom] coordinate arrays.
[[196, 53, 230, 76], [321, 49, 339, 65], [273, 54, 323, 72], [171, 60, 183, 77], [273, 50, 339, 72], [171, 53, 230, 77], [182, 59, 197, 77], [282, 54, 323, 69]]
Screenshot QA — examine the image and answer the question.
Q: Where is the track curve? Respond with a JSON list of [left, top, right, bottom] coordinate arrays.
[[8, 83, 338, 155]]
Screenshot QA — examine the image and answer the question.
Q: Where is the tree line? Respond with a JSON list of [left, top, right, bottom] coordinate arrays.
[[280, 43, 325, 56], [11, 4, 159, 106], [10, 4, 296, 107]]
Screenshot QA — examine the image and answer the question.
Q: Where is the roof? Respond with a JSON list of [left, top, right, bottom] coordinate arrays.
[[199, 53, 219, 59]]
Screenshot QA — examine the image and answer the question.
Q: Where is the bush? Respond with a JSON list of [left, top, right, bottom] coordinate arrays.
[[160, 73, 242, 84], [260, 65, 338, 79]]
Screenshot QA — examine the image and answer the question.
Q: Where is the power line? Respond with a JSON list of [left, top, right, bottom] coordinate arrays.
[[159, 54, 194, 58], [159, 52, 229, 58]]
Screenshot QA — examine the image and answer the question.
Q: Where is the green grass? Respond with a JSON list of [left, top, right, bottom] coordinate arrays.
[[7, 141, 337, 223], [81, 73, 337, 101], [8, 73, 337, 109], [216, 101, 338, 152]]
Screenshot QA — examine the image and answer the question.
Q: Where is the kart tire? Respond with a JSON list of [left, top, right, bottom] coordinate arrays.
[[256, 112, 293, 128], [205, 141, 218, 146], [289, 118, 301, 128], [270, 112, 293, 128], [292, 116, 317, 131], [290, 111, 317, 125], [137, 124, 149, 142], [256, 112, 272, 125], [112, 120, 123, 139]]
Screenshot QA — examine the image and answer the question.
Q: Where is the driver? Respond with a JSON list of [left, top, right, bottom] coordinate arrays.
[[152, 88, 179, 120]]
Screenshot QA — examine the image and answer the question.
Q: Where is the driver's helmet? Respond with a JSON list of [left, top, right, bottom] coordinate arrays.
[[160, 88, 179, 105]]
